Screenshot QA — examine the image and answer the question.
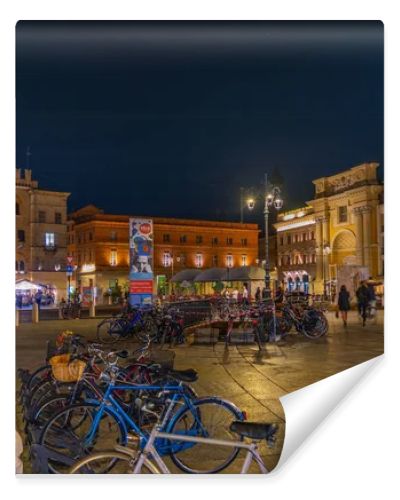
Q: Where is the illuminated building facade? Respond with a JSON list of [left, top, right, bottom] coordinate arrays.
[[16, 169, 70, 299], [274, 162, 384, 295], [67, 205, 259, 303]]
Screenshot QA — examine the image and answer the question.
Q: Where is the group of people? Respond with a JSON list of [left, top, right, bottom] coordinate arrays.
[[222, 283, 250, 304], [15, 289, 55, 309], [337, 279, 377, 327]]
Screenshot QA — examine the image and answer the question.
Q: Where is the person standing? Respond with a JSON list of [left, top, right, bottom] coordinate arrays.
[[356, 281, 369, 326], [337, 285, 350, 327], [255, 287, 261, 302], [242, 283, 249, 305]]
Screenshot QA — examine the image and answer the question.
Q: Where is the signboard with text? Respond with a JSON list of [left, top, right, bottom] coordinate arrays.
[[129, 218, 154, 306]]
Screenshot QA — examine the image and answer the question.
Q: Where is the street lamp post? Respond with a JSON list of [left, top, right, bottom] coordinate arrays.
[[244, 173, 283, 298]]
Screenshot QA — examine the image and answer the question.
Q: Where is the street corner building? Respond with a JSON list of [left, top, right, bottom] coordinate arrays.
[[16, 169, 70, 300], [274, 162, 384, 297]]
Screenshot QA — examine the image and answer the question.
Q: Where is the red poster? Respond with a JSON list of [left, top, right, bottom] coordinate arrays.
[[129, 280, 153, 294]]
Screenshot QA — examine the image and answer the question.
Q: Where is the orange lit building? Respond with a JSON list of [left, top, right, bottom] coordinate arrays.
[[67, 205, 259, 303]]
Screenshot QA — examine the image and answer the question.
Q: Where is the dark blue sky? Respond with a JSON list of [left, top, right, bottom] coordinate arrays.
[[16, 21, 383, 223]]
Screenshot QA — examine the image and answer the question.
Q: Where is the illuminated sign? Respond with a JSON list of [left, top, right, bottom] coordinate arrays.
[[81, 263, 96, 273]]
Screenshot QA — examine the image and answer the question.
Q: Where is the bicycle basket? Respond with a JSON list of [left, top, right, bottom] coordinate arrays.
[[49, 354, 86, 382], [148, 349, 175, 370]]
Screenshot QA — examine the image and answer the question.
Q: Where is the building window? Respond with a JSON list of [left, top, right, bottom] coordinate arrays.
[[77, 233, 81, 244], [163, 234, 170, 243], [241, 255, 247, 266], [287, 235, 291, 244], [310, 231, 314, 240], [280, 236, 284, 246], [212, 255, 218, 266], [55, 212, 62, 224], [196, 235, 203, 245], [338, 206, 348, 223], [179, 253, 186, 266], [312, 254, 316, 263], [45, 232, 55, 247], [38, 211, 46, 223], [16, 260, 25, 273], [211, 237, 218, 246], [89, 232, 93, 241], [163, 252, 172, 267], [195, 253, 203, 268], [110, 231, 117, 241], [226, 254, 233, 267], [110, 249, 117, 266], [241, 238, 247, 247], [180, 235, 187, 244], [303, 232, 307, 241], [17, 229, 25, 242], [16, 202, 20, 215], [226, 237, 233, 246]]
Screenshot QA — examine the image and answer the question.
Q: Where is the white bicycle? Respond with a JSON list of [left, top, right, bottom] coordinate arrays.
[[69, 420, 279, 474]]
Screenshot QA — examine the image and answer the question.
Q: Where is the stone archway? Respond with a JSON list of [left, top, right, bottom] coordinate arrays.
[[331, 230, 356, 266]]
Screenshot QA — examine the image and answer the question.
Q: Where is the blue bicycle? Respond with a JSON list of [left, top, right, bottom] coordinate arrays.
[[39, 367, 245, 474], [97, 306, 156, 344]]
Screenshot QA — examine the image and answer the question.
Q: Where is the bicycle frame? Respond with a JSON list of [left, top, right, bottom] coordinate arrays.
[[132, 424, 269, 474], [82, 380, 205, 456]]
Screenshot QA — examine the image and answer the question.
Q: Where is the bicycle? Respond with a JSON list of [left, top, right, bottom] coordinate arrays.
[[61, 302, 81, 320], [97, 306, 156, 344], [69, 420, 279, 474], [39, 363, 245, 474]]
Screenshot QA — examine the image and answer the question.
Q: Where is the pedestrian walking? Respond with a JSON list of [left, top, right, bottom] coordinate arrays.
[[337, 285, 350, 327], [356, 281, 369, 326]]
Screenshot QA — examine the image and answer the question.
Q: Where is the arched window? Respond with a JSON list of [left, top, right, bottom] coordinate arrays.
[[16, 202, 20, 215]]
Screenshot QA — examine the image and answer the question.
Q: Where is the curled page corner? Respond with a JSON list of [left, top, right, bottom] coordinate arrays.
[[275, 355, 383, 470]]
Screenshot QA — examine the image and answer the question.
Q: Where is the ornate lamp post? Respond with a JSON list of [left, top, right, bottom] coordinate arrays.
[[244, 173, 283, 298]]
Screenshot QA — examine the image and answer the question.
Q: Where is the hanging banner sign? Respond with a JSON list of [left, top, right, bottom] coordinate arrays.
[[129, 218, 154, 306]]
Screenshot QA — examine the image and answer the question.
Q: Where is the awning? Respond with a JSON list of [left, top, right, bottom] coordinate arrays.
[[194, 268, 227, 282], [15, 279, 41, 291], [221, 266, 266, 281], [170, 269, 202, 283]]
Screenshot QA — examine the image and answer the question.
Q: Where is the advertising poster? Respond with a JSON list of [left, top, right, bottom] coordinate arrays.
[[81, 286, 93, 307], [129, 218, 154, 306]]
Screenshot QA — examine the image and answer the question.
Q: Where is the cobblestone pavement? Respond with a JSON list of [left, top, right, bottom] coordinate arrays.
[[16, 311, 383, 474]]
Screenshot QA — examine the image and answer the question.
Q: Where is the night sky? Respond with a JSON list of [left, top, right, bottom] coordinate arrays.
[[16, 21, 383, 224]]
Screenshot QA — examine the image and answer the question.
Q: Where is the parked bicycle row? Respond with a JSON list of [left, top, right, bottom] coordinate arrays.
[[17, 331, 279, 474]]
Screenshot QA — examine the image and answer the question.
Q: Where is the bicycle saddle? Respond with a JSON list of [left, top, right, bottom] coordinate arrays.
[[167, 368, 198, 383], [229, 421, 278, 443]]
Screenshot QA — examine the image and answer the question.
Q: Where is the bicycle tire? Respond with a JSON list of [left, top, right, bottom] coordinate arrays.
[[69, 450, 160, 474], [39, 402, 127, 474], [97, 319, 124, 344], [167, 397, 244, 474]]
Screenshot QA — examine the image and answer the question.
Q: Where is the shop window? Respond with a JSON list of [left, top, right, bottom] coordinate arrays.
[[163, 234, 170, 243], [38, 211, 46, 223], [55, 212, 62, 224], [226, 254, 233, 268], [338, 206, 348, 223], [17, 229, 25, 242], [45, 232, 55, 247]]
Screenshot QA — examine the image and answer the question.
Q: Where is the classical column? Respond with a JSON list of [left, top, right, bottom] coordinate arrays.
[[315, 217, 323, 288], [362, 206, 372, 272], [353, 207, 364, 266], [321, 215, 330, 282]]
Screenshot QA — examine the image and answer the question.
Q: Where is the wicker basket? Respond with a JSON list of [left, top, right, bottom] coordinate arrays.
[[49, 354, 86, 382]]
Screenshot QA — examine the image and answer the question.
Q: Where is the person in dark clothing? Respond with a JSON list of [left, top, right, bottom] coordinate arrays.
[[275, 286, 284, 304], [255, 287, 261, 302], [356, 281, 369, 326], [337, 285, 350, 327], [261, 287, 268, 299]]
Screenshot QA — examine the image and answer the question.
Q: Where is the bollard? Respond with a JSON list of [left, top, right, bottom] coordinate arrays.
[[32, 302, 39, 323], [16, 309, 20, 327], [108, 295, 112, 305], [89, 301, 96, 318]]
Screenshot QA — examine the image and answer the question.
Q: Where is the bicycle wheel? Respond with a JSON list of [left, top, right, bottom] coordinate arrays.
[[167, 397, 244, 474], [39, 402, 127, 474], [302, 311, 328, 339], [69, 450, 159, 474], [135, 317, 157, 343], [97, 319, 125, 344]]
